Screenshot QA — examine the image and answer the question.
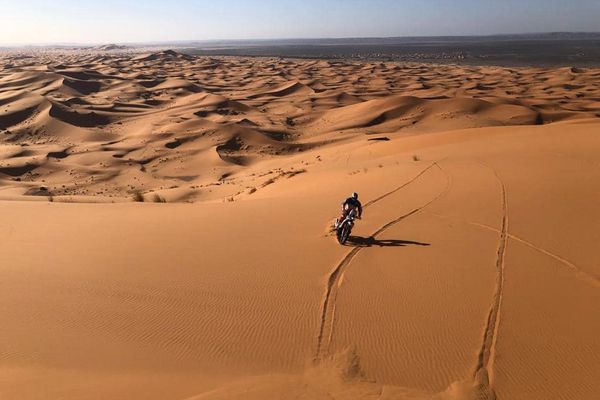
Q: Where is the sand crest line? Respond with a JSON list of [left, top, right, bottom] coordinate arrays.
[[315, 163, 450, 361]]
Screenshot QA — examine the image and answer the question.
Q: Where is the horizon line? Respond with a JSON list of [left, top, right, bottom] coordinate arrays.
[[1, 31, 599, 48]]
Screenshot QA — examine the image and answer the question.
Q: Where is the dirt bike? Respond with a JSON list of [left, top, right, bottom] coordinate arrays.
[[336, 209, 357, 245]]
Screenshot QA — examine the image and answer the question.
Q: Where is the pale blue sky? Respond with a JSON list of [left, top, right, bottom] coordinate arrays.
[[2, 0, 599, 45]]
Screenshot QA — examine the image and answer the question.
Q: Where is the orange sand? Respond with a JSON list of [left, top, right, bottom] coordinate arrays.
[[0, 51, 598, 400]]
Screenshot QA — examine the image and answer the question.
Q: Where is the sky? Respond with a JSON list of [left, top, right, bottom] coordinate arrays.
[[1, 0, 599, 45]]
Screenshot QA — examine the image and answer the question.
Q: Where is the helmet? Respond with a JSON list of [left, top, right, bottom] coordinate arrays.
[[352, 192, 358, 200]]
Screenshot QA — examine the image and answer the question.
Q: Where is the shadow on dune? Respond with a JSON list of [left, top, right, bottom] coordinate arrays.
[[347, 236, 430, 248]]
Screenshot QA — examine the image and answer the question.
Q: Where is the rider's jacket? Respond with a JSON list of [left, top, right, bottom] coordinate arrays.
[[342, 197, 363, 217]]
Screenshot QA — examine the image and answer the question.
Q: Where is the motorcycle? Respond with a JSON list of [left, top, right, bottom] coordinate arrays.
[[336, 209, 356, 245]]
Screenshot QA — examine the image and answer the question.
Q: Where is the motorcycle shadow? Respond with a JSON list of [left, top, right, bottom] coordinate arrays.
[[346, 236, 430, 248]]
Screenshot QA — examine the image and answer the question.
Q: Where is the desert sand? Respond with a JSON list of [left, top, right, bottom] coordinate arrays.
[[0, 50, 598, 400]]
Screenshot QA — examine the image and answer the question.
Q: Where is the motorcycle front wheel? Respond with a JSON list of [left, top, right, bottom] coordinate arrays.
[[339, 223, 351, 245]]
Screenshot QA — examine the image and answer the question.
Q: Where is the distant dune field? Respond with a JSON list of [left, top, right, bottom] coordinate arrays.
[[0, 50, 598, 400]]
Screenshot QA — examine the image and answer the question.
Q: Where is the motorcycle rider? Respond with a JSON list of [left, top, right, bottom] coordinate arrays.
[[335, 192, 362, 228]]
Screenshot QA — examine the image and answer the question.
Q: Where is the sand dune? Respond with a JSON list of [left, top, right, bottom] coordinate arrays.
[[1, 51, 600, 202], [0, 50, 598, 399]]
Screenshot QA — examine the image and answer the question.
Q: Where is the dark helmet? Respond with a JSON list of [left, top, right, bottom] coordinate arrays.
[[352, 192, 359, 200]]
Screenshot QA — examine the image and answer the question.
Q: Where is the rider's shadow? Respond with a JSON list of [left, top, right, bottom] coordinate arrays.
[[347, 236, 430, 248]]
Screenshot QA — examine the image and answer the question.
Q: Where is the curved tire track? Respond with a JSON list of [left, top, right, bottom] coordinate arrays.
[[315, 162, 451, 361], [472, 166, 508, 398], [363, 162, 439, 208]]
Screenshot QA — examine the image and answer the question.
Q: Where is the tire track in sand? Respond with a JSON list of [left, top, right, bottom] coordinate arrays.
[[472, 166, 508, 398], [427, 212, 599, 287], [363, 162, 440, 208], [315, 162, 451, 361]]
